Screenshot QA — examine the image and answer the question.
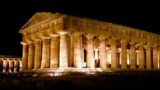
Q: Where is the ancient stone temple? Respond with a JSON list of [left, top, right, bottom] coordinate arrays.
[[0, 55, 22, 73], [19, 12, 160, 72]]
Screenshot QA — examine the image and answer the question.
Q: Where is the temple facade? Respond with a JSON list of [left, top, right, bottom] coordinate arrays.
[[19, 12, 160, 71], [0, 55, 22, 73]]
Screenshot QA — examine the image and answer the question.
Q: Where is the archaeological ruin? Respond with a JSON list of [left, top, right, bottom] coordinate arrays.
[[19, 12, 160, 73], [0, 55, 22, 73]]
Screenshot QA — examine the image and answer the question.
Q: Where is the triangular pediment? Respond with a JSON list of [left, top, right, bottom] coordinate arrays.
[[19, 12, 53, 32]]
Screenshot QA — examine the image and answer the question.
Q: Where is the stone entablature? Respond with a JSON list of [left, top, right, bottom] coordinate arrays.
[[20, 12, 160, 45], [19, 12, 160, 71], [0, 56, 22, 73]]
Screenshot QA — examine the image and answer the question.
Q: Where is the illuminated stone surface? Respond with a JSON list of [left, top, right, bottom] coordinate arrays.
[[50, 35, 59, 68], [34, 40, 42, 69], [0, 55, 22, 73], [19, 12, 160, 71], [130, 42, 136, 69]]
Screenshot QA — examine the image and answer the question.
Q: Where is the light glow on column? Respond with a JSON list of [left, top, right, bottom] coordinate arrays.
[[158, 52, 160, 68], [136, 50, 139, 66], [3, 61, 7, 73], [127, 50, 130, 65], [118, 48, 122, 65], [107, 50, 111, 64], [94, 49, 99, 60]]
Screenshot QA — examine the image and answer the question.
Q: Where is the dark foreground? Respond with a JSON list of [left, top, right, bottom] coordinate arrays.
[[0, 71, 160, 90]]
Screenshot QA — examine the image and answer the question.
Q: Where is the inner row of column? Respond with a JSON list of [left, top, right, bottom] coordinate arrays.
[[0, 60, 20, 73]]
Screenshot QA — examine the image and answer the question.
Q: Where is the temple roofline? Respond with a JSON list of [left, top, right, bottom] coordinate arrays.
[[19, 12, 160, 37]]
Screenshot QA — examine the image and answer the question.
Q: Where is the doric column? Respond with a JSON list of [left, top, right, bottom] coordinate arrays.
[[120, 39, 127, 69], [21, 41, 28, 70], [9, 60, 13, 73], [94, 49, 99, 67], [19, 60, 22, 71], [86, 34, 95, 68], [2, 60, 7, 73], [153, 45, 158, 69], [127, 50, 130, 66], [59, 32, 68, 68], [41, 38, 50, 68], [34, 40, 42, 69], [138, 42, 145, 69], [99, 36, 107, 68], [73, 33, 82, 68], [28, 41, 34, 69], [145, 44, 152, 69], [110, 39, 118, 68], [81, 48, 85, 67], [159, 47, 160, 69], [14, 60, 18, 73], [106, 47, 111, 66], [50, 34, 59, 68], [68, 34, 73, 67], [130, 42, 136, 69]]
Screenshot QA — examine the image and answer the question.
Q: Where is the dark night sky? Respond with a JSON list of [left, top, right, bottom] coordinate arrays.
[[0, 0, 159, 56]]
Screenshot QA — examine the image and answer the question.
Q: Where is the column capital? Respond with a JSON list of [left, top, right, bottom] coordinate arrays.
[[138, 42, 146, 45], [32, 35, 42, 42], [26, 39, 34, 44], [144, 43, 152, 49], [86, 33, 95, 39], [137, 42, 145, 48], [39, 32, 50, 40], [31, 35, 39, 41], [120, 39, 127, 46], [153, 44, 158, 48], [41, 35, 50, 40], [58, 31, 68, 35], [20, 41, 28, 45], [34, 40, 41, 45], [49, 33, 59, 37], [94, 48, 99, 51], [129, 41, 137, 45], [109, 38, 118, 45], [34, 38, 42, 42]]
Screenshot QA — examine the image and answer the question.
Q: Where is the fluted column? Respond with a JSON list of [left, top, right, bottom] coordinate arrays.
[[106, 47, 111, 66], [81, 48, 85, 67], [9, 60, 13, 73], [110, 39, 118, 68], [14, 61, 18, 73], [159, 47, 160, 69], [145, 45, 151, 69], [21, 42, 28, 70], [86, 34, 95, 68], [28, 42, 34, 69], [50, 35, 59, 68], [34, 40, 42, 69], [19, 60, 22, 71], [153, 45, 158, 69], [2, 60, 7, 73], [59, 32, 68, 68], [94, 49, 99, 67], [138, 43, 145, 69], [120, 39, 127, 69], [130, 42, 136, 69], [73, 33, 82, 68], [94, 49, 99, 60], [127, 50, 130, 66], [99, 36, 107, 68], [41, 38, 50, 68]]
